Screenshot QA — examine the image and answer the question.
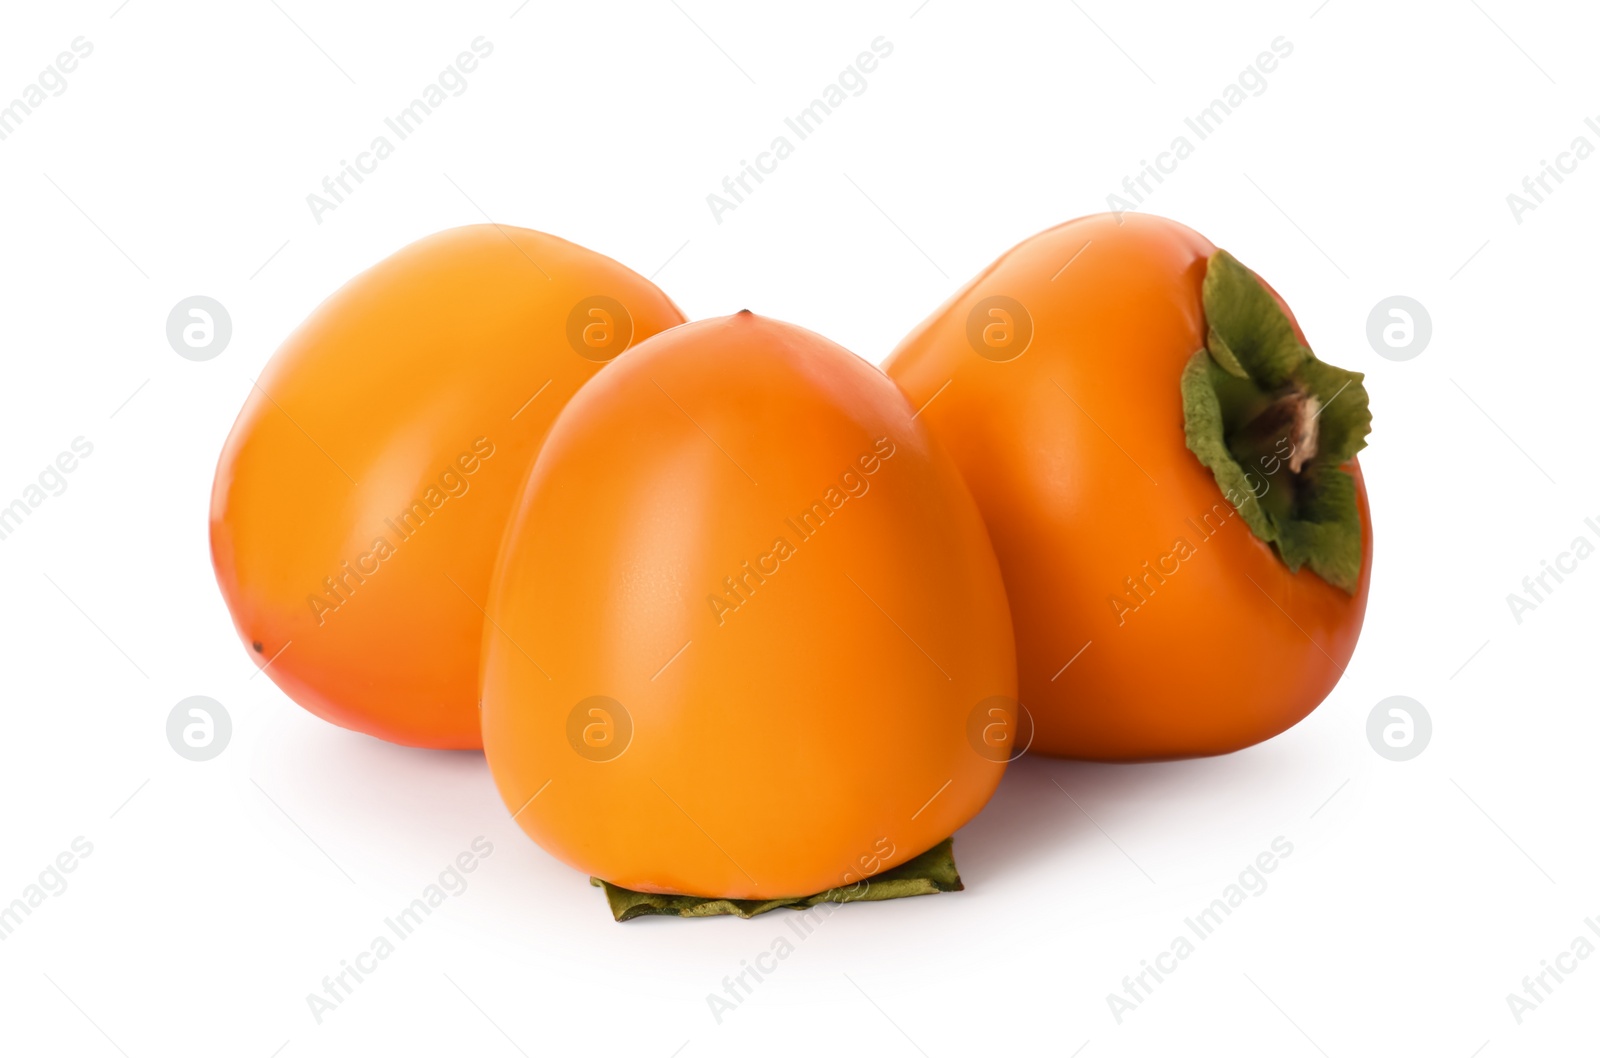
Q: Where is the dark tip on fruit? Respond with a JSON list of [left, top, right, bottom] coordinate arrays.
[[252, 640, 264, 653], [736, 308, 753, 316]]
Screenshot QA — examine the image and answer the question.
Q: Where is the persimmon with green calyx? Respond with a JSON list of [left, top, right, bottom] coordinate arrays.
[[885, 212, 1372, 760], [210, 225, 685, 749], [481, 312, 1016, 906]]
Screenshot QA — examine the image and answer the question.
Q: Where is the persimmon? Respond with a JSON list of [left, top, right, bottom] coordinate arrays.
[[210, 225, 684, 749], [885, 213, 1372, 760], [480, 312, 1016, 899]]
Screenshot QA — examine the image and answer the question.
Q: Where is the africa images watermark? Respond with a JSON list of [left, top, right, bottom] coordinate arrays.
[[704, 836, 895, 1024], [1504, 913, 1600, 1025], [706, 36, 895, 223], [0, 36, 94, 143], [0, 436, 95, 544], [1504, 511, 1600, 625], [0, 836, 95, 943], [306, 36, 495, 224], [1106, 36, 1294, 217], [1505, 114, 1600, 225], [706, 436, 898, 627], [306, 836, 494, 1024], [1106, 836, 1295, 1024], [307, 436, 496, 626], [1109, 434, 1301, 626]]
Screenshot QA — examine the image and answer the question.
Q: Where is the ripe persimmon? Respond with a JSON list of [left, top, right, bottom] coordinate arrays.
[[481, 312, 1016, 899], [210, 225, 684, 749], [885, 213, 1372, 760]]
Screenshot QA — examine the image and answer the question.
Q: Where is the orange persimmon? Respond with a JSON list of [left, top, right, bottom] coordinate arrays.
[[210, 225, 684, 749], [885, 213, 1372, 760], [481, 312, 1016, 899]]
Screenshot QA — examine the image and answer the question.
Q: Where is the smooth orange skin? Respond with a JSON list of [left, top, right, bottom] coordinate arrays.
[[885, 213, 1371, 761], [482, 313, 1016, 898], [210, 226, 684, 749]]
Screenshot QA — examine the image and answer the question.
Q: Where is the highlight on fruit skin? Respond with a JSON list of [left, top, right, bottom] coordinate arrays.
[[480, 310, 1018, 900], [885, 212, 1372, 761], [209, 225, 685, 749]]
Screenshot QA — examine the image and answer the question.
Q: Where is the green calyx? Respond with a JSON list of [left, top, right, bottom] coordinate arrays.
[[1180, 250, 1372, 592], [591, 838, 963, 922]]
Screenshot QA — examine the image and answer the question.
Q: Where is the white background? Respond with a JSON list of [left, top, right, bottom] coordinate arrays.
[[1, 1, 1595, 1055]]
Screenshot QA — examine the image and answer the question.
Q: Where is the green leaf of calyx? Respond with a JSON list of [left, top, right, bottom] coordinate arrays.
[[1181, 350, 1274, 543], [1181, 250, 1373, 593], [590, 838, 964, 922], [1295, 355, 1371, 467], [1203, 250, 1307, 390]]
